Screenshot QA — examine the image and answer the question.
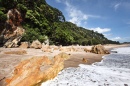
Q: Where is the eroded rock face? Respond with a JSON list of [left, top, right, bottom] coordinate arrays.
[[0, 8, 25, 48], [91, 44, 110, 54], [6, 53, 70, 86]]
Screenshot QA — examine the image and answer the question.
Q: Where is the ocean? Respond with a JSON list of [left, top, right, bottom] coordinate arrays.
[[41, 47, 130, 86]]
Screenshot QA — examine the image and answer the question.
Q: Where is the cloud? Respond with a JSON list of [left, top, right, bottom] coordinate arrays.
[[64, 1, 88, 26], [59, 0, 101, 26], [112, 37, 121, 41], [114, 3, 121, 11], [90, 27, 111, 33], [111, 37, 130, 42]]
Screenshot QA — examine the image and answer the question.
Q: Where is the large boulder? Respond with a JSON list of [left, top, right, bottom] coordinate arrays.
[[19, 42, 29, 48], [6, 53, 70, 86], [30, 40, 42, 49], [91, 44, 110, 54], [0, 8, 25, 48]]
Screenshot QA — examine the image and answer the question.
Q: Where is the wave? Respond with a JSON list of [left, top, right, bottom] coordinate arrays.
[[41, 47, 130, 86]]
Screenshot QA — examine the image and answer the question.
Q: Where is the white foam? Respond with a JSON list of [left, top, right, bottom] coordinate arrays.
[[111, 47, 130, 54], [41, 47, 130, 86]]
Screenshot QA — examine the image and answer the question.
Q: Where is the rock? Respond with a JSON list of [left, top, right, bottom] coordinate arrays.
[[0, 8, 25, 47], [84, 48, 91, 52], [41, 45, 52, 52], [50, 45, 59, 50], [44, 37, 49, 45], [91, 44, 110, 54], [59, 46, 77, 52], [30, 40, 42, 49], [6, 53, 70, 86], [54, 52, 70, 60], [4, 35, 23, 48], [4, 50, 27, 55], [82, 58, 87, 62], [19, 42, 29, 48]]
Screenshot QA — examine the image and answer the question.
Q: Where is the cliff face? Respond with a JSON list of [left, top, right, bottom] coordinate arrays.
[[0, 8, 25, 48], [5, 53, 70, 86]]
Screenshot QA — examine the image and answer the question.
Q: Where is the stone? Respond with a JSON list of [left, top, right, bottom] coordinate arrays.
[[84, 48, 91, 52], [3, 36, 23, 48], [19, 42, 29, 48], [91, 44, 110, 54], [82, 58, 87, 62], [30, 40, 42, 49], [6, 53, 70, 86], [59, 46, 77, 52], [41, 45, 52, 52]]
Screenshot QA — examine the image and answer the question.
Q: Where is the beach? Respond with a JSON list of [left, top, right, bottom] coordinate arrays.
[[0, 44, 129, 86], [41, 45, 130, 86]]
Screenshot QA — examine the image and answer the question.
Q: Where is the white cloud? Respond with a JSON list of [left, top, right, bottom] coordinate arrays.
[[90, 27, 111, 33], [112, 37, 121, 41], [110, 36, 130, 42], [60, 1, 101, 26], [114, 3, 121, 11], [64, 1, 88, 26]]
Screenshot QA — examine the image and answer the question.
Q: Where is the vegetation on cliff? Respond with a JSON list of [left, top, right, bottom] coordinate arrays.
[[0, 0, 119, 45]]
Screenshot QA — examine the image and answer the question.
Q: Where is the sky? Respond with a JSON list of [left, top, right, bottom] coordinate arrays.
[[46, 0, 130, 43]]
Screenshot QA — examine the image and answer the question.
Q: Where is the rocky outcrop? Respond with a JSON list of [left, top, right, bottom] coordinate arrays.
[[6, 53, 70, 86], [91, 44, 110, 54], [30, 40, 42, 49], [0, 8, 25, 48]]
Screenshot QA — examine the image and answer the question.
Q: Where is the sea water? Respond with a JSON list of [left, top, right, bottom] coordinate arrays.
[[41, 47, 130, 86]]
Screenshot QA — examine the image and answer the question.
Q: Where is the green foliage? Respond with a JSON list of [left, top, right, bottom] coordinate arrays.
[[21, 27, 46, 43], [0, 0, 120, 45], [0, 11, 7, 22]]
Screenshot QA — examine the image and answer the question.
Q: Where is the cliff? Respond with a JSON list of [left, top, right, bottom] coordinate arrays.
[[0, 8, 24, 47]]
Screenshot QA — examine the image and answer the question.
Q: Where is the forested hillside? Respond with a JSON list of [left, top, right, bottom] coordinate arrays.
[[0, 0, 119, 45]]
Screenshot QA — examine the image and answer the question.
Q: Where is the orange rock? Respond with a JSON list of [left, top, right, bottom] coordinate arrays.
[[19, 42, 29, 48], [6, 53, 70, 86], [82, 58, 87, 62], [91, 44, 110, 54], [30, 40, 42, 49]]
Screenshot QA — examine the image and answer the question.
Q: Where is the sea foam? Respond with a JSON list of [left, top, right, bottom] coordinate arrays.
[[41, 47, 130, 86]]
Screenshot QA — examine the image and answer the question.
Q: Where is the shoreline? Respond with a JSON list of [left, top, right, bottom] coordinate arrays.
[[64, 44, 130, 68]]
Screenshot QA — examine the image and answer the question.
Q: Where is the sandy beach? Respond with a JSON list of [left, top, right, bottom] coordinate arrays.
[[0, 44, 129, 86]]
